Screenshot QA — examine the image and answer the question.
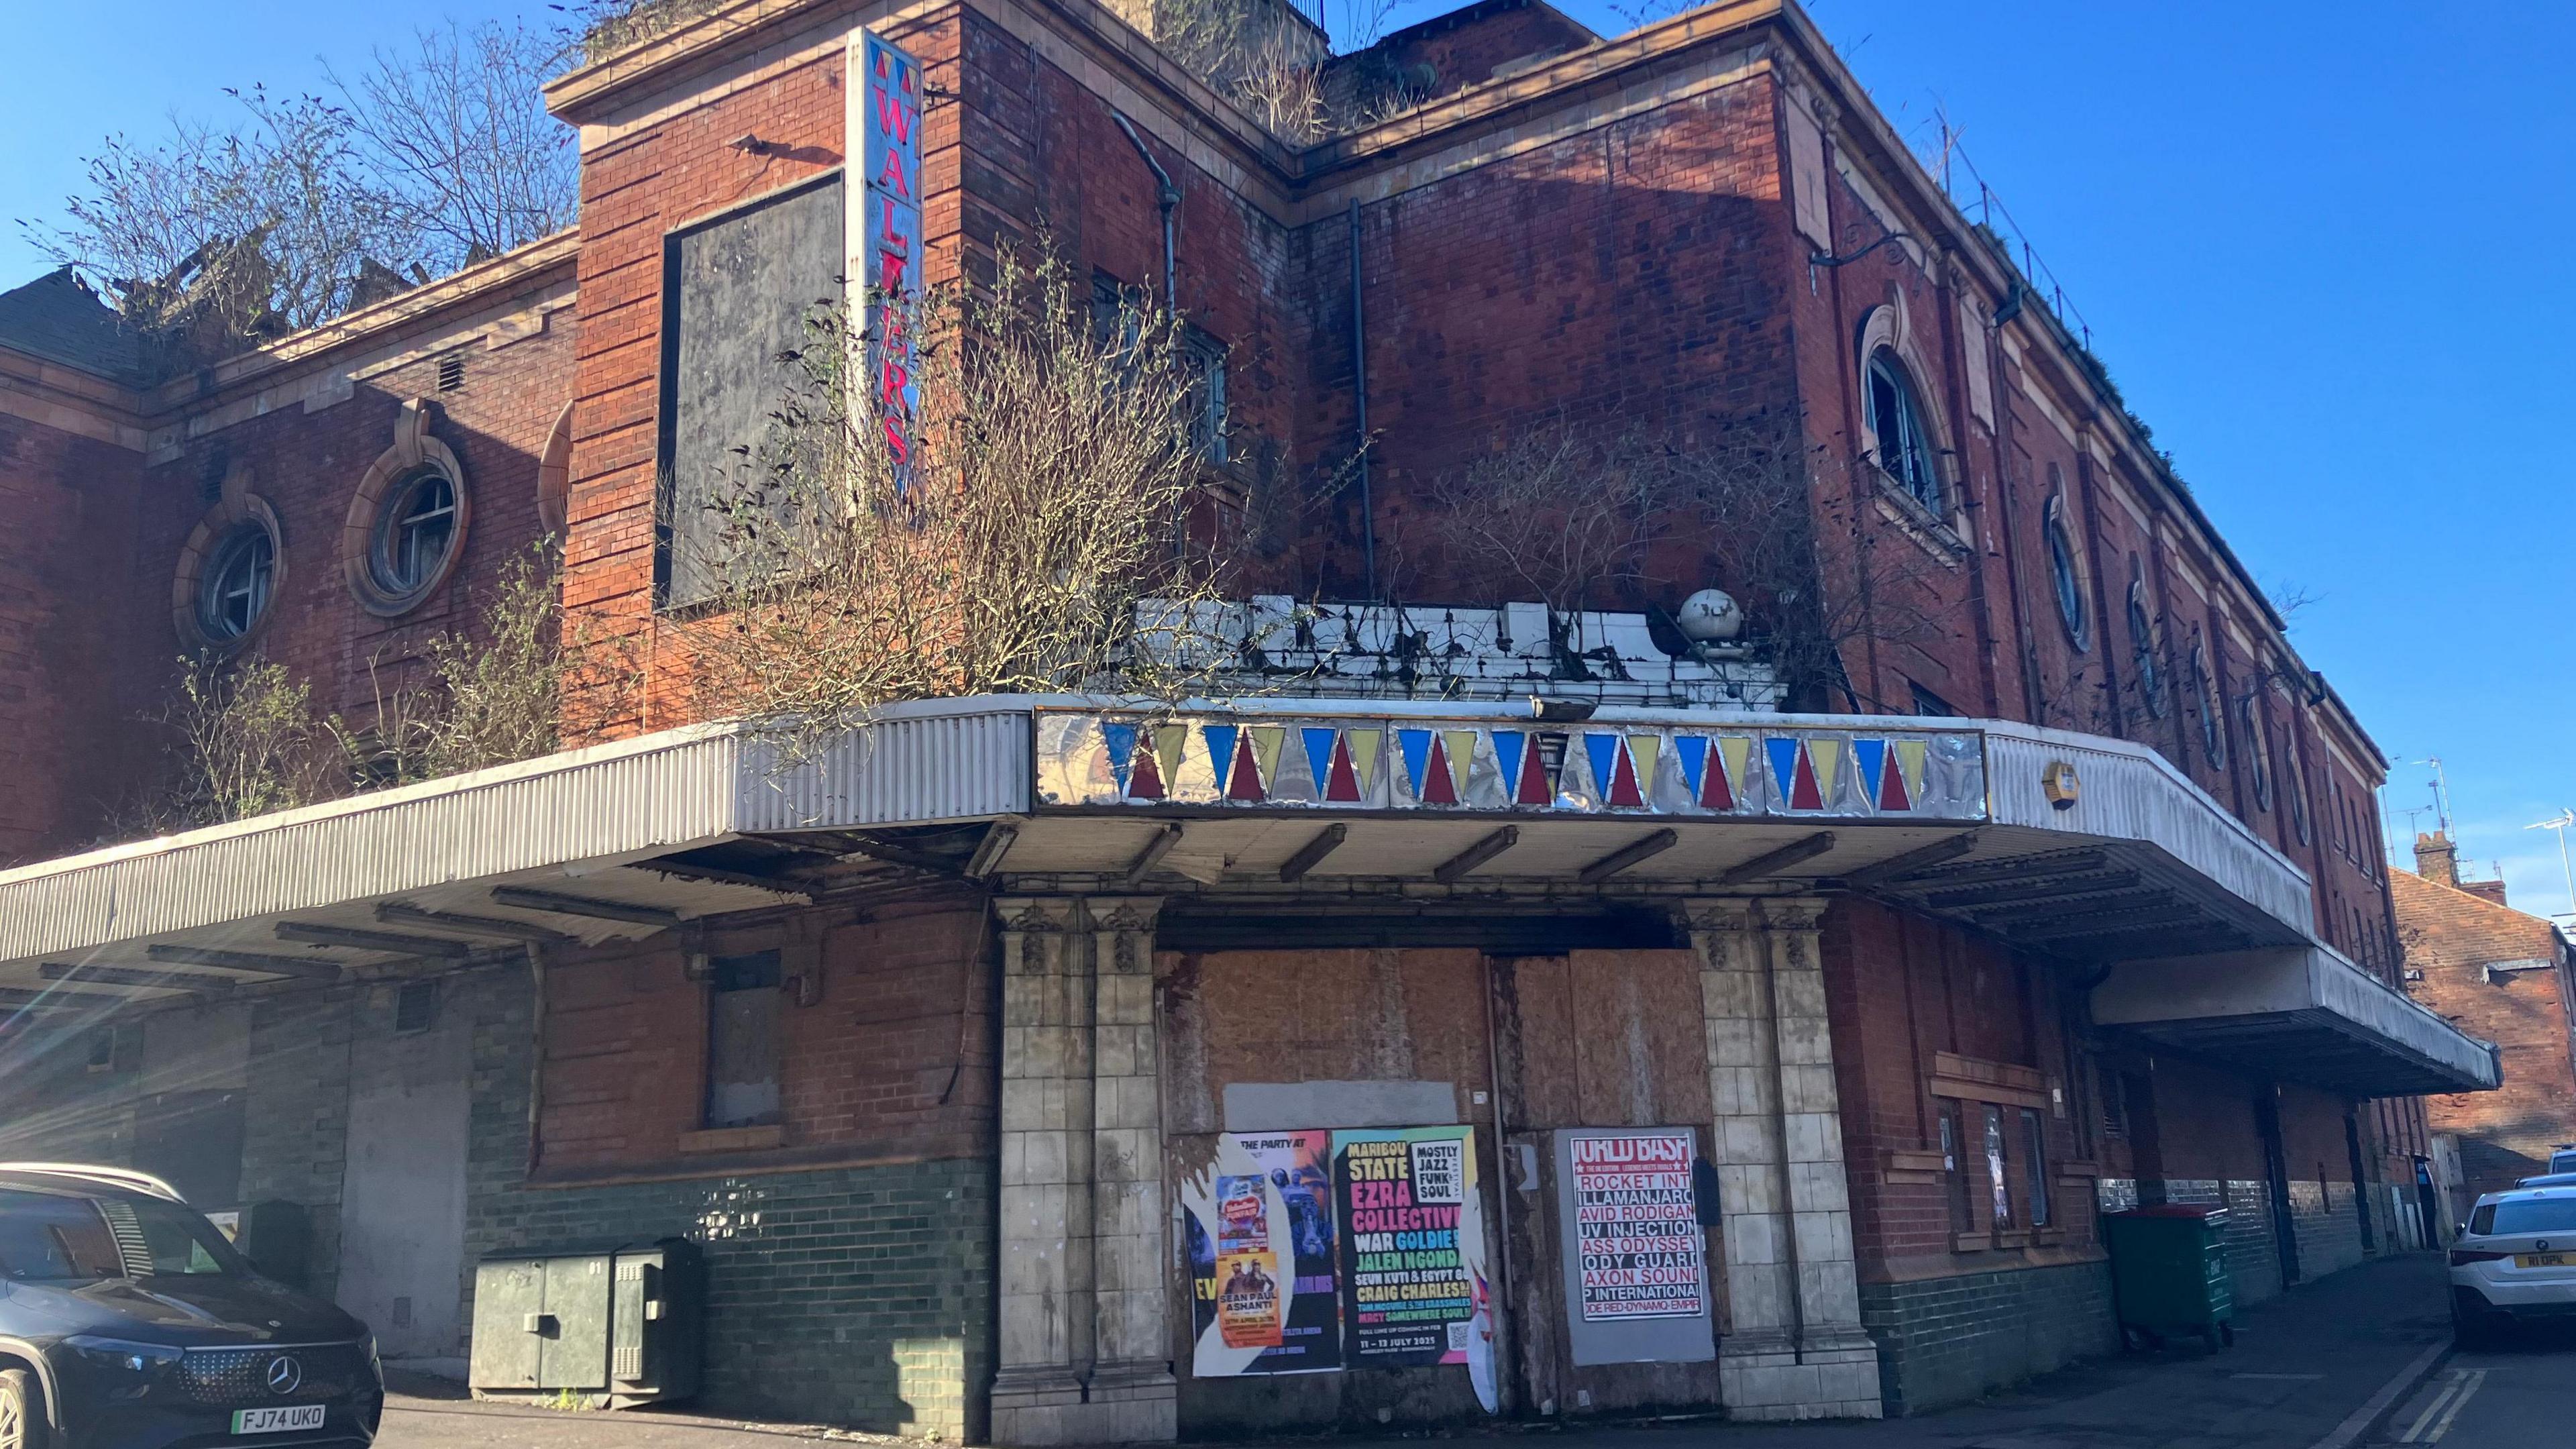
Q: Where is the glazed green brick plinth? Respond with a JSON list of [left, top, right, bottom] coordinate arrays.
[[1859, 1260, 2118, 1415], [466, 1160, 995, 1441]]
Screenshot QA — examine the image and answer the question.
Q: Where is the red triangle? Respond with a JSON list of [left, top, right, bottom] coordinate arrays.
[[1789, 744, 1823, 810], [1228, 734, 1265, 801], [1325, 735, 1362, 802], [1423, 736, 1459, 804], [1517, 743, 1554, 804], [1879, 754, 1912, 811], [1130, 746, 1165, 800], [1701, 744, 1735, 810], [1608, 741, 1644, 808]]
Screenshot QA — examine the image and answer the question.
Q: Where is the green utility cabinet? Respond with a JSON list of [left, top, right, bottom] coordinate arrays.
[[2102, 1204, 2236, 1352], [469, 1239, 704, 1407]]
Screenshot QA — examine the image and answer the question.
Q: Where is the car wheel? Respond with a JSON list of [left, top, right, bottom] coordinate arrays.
[[0, 1367, 46, 1449]]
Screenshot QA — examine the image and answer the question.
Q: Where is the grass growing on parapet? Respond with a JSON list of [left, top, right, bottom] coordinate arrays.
[[113, 541, 637, 837], [675, 244, 1244, 766]]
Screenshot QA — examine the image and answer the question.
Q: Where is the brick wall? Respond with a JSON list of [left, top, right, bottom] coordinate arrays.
[[0, 402, 150, 857], [466, 1161, 995, 1438], [1859, 1260, 2115, 1415], [2395, 853, 2576, 1196]]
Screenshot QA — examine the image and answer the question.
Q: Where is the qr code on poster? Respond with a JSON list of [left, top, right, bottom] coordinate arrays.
[[1446, 1320, 1470, 1352], [1410, 1140, 1464, 1203]]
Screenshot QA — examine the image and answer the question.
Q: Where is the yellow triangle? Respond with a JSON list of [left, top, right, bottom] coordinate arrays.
[[1896, 739, 1929, 798], [1250, 726, 1286, 788], [1809, 737, 1842, 804], [1443, 730, 1479, 799], [1627, 735, 1660, 792], [1348, 729, 1383, 792], [1155, 724, 1189, 789], [1717, 736, 1753, 799]]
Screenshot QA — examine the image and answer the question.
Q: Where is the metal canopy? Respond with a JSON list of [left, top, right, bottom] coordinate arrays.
[[2092, 948, 2501, 1095]]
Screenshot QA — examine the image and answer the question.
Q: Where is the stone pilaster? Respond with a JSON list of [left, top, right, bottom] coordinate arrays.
[[1683, 898, 1884, 1421], [992, 897, 1096, 1442], [989, 896, 1177, 1446], [1085, 896, 1177, 1441]]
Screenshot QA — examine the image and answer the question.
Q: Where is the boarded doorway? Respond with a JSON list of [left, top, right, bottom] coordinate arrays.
[[337, 983, 472, 1366]]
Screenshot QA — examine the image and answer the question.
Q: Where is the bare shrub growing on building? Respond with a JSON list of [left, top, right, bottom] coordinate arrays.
[[678, 246, 1234, 757], [140, 655, 344, 831]]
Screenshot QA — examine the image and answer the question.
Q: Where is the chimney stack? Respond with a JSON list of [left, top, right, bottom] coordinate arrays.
[[2414, 830, 2461, 888]]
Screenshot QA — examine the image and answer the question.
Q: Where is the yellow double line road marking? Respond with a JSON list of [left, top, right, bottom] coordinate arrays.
[[2396, 1369, 2487, 1444]]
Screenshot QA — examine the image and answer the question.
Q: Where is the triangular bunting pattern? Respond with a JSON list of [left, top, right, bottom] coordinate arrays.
[[1765, 737, 1801, 802], [1493, 731, 1527, 800], [1130, 741, 1166, 799], [1607, 739, 1645, 808], [1103, 721, 1138, 795], [1348, 730, 1383, 794], [1717, 737, 1753, 810], [1442, 731, 1479, 802], [1422, 735, 1460, 804], [1325, 735, 1362, 802], [1788, 742, 1823, 810], [1227, 732, 1264, 801], [1398, 729, 1433, 799], [1810, 738, 1843, 806], [1301, 728, 1338, 790], [1627, 736, 1660, 795], [1854, 739, 1886, 808], [1153, 726, 1188, 796], [1895, 739, 1929, 804], [1249, 727, 1285, 792], [1878, 749, 1913, 810], [1585, 734, 1619, 799], [1532, 733, 1570, 806], [1674, 736, 1708, 802], [1203, 724, 1240, 796]]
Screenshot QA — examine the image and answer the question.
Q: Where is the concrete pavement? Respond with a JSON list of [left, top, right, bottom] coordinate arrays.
[[374, 1252, 2459, 1449]]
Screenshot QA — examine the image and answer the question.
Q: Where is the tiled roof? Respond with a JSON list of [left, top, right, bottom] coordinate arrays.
[[0, 267, 150, 385]]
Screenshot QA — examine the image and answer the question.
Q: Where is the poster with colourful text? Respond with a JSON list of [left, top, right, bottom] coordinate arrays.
[[1568, 1130, 1706, 1320], [1181, 1131, 1342, 1376], [1333, 1125, 1493, 1395]]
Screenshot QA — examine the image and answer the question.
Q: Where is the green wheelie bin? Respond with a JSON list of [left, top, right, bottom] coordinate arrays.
[[2102, 1203, 2236, 1352]]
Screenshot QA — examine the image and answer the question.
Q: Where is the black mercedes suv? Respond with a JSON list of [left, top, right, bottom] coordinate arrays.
[[0, 1165, 381, 1448]]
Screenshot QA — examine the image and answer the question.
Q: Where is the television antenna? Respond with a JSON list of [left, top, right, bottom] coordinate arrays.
[[2524, 810, 2576, 922]]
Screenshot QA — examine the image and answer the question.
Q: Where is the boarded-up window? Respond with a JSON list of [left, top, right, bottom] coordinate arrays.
[[657, 174, 846, 610], [705, 951, 784, 1128]]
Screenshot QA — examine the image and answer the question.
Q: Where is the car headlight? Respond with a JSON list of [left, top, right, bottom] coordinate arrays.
[[63, 1335, 184, 1377]]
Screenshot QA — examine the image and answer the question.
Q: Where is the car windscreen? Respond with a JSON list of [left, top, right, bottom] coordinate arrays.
[[0, 1189, 126, 1281], [2485, 1197, 2576, 1236], [0, 1189, 243, 1281]]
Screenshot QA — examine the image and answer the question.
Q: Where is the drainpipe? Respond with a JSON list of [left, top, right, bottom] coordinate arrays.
[[1111, 113, 1179, 307], [523, 943, 547, 1176], [1350, 199, 1377, 600]]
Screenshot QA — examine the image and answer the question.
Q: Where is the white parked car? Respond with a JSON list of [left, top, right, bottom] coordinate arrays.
[[2451, 1185, 2576, 1344]]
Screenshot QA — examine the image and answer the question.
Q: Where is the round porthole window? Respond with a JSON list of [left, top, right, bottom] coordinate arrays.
[[370, 468, 460, 602], [343, 396, 472, 616], [198, 523, 276, 642]]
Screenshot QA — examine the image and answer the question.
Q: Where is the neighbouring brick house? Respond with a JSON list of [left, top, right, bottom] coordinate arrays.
[[2396, 831, 2576, 1218], [0, 0, 2496, 1438]]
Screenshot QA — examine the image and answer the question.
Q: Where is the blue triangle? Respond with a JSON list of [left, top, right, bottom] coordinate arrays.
[[1103, 721, 1139, 794], [1675, 735, 1708, 801], [1203, 724, 1239, 795], [1397, 729, 1433, 797], [1854, 738, 1886, 806], [1302, 727, 1339, 790], [1765, 737, 1800, 800], [1492, 731, 1526, 798], [1584, 733, 1619, 798]]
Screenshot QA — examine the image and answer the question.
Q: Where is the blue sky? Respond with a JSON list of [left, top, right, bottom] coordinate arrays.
[[7, 2, 2573, 912]]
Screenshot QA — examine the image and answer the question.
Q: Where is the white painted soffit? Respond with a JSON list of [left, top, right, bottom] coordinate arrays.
[[0, 696, 2307, 967], [2092, 947, 2504, 1096], [0, 701, 1034, 967]]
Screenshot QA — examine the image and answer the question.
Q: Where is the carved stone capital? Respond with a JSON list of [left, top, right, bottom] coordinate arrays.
[[1756, 896, 1830, 936], [996, 896, 1083, 934], [1673, 897, 1761, 936]]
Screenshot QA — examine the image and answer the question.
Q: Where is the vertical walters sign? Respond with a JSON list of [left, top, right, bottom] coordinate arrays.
[[853, 30, 924, 488]]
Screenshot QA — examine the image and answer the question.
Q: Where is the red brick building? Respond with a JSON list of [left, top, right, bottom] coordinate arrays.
[[0, 0, 2493, 1436], [2396, 831, 2576, 1217]]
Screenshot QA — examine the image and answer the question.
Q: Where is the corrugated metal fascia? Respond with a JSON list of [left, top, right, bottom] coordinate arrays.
[[735, 706, 1034, 830], [0, 729, 748, 963], [2306, 947, 2502, 1090], [1982, 726, 2311, 932]]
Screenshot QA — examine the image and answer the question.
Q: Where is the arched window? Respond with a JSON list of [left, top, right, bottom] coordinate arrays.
[[1864, 348, 1941, 512], [343, 395, 473, 616], [2187, 641, 2225, 769], [2288, 739, 2312, 845], [199, 523, 276, 642], [2239, 694, 2272, 811], [2128, 578, 2165, 718], [370, 468, 460, 604], [2045, 484, 2088, 649]]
